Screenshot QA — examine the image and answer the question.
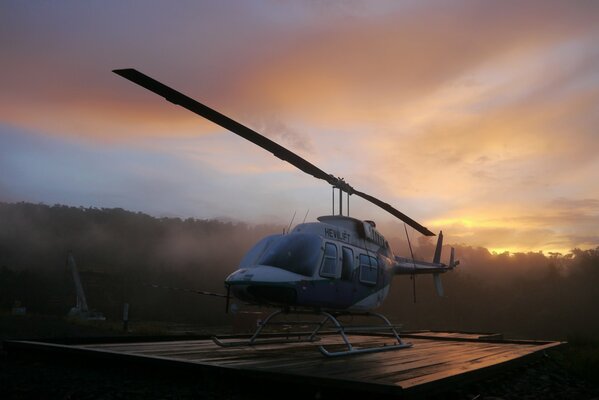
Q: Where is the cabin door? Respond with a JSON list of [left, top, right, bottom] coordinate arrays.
[[333, 246, 357, 308]]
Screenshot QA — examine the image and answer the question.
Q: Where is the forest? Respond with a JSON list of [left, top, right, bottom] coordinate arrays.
[[1, 201, 597, 340]]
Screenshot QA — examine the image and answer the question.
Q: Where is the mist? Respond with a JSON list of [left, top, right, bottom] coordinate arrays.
[[0, 201, 597, 339]]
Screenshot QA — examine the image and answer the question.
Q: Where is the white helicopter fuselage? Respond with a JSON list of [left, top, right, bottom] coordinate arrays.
[[226, 215, 397, 312]]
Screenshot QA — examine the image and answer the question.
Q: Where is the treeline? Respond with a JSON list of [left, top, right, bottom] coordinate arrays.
[[0, 202, 280, 325], [381, 243, 599, 340], [0, 202, 597, 339]]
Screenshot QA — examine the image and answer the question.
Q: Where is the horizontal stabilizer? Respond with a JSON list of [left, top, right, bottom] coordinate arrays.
[[394, 245, 458, 276], [394, 258, 450, 275], [394, 244, 458, 297]]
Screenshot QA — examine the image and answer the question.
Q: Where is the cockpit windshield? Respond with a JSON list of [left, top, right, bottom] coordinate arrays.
[[239, 234, 281, 268], [256, 234, 322, 276]]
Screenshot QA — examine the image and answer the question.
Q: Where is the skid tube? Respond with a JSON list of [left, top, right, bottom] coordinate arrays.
[[212, 309, 412, 357]]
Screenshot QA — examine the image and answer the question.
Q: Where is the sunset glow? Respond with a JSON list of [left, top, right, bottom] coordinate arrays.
[[1, 1, 598, 254]]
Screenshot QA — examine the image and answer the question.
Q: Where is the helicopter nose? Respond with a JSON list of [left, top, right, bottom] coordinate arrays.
[[246, 285, 296, 304], [225, 266, 301, 305]]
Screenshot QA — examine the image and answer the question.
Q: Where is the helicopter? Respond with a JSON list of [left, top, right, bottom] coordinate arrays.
[[114, 68, 459, 356]]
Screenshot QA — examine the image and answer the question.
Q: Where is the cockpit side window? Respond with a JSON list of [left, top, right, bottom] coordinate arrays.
[[320, 242, 339, 278], [359, 254, 378, 285]]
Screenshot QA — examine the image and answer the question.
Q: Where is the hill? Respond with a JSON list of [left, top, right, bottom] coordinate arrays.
[[0, 201, 598, 339]]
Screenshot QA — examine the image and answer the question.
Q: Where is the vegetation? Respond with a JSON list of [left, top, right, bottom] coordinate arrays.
[[0, 202, 279, 325], [1, 201, 598, 342], [556, 335, 599, 384]]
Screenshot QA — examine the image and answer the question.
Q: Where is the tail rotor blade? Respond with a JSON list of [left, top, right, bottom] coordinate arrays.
[[433, 273, 444, 297]]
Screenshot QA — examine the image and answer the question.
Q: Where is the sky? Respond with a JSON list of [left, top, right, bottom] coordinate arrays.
[[1, 1, 598, 254]]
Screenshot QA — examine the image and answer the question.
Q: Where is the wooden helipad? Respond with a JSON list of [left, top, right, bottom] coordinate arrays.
[[4, 331, 563, 397]]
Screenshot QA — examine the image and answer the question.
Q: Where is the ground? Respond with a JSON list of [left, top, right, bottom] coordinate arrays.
[[1, 315, 598, 399]]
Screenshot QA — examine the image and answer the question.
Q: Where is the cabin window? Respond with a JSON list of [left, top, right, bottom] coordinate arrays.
[[341, 246, 354, 280], [320, 242, 339, 278], [359, 254, 378, 285]]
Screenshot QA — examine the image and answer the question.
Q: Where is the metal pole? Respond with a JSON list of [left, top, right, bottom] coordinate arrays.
[[404, 224, 417, 304], [347, 192, 349, 216], [332, 186, 335, 214], [225, 284, 231, 313], [67, 253, 89, 313], [122, 303, 129, 332]]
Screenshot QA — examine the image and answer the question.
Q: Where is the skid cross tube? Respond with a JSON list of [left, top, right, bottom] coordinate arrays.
[[212, 309, 412, 357], [317, 311, 413, 357], [212, 309, 322, 348]]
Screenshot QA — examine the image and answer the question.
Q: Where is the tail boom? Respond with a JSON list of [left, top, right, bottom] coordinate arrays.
[[392, 231, 459, 297]]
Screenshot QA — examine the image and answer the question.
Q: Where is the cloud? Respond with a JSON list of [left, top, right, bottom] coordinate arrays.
[[551, 197, 599, 211], [424, 196, 599, 253], [0, 182, 15, 203], [2, 1, 597, 140], [239, 1, 599, 120], [1, 1, 598, 252], [243, 114, 314, 154]]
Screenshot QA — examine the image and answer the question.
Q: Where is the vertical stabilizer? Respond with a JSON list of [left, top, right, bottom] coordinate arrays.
[[433, 231, 443, 264]]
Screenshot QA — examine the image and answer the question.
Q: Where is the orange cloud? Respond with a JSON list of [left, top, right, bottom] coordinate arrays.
[[1, 1, 598, 253]]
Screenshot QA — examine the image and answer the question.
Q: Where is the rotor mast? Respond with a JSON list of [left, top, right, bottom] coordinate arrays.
[[332, 179, 351, 217]]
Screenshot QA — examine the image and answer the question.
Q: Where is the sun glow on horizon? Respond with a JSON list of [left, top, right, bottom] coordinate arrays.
[[427, 214, 581, 255]]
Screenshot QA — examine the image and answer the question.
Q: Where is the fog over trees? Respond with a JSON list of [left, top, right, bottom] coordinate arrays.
[[1, 202, 597, 340]]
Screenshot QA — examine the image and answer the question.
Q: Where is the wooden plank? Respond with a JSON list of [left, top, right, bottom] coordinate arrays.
[[395, 341, 562, 388], [79, 334, 534, 384], [345, 344, 514, 381], [4, 332, 563, 397]]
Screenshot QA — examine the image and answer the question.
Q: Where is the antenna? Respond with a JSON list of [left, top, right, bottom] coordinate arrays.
[[302, 209, 310, 224], [403, 224, 417, 303], [286, 210, 297, 234]]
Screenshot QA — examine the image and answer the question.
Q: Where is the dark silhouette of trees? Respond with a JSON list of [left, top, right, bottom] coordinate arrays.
[[0, 201, 597, 339], [0, 202, 279, 325]]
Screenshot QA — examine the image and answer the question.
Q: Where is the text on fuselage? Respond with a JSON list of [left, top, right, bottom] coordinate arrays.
[[324, 228, 351, 243]]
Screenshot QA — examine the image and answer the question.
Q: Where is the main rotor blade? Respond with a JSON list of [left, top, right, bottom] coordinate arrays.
[[113, 68, 435, 236], [353, 189, 434, 236], [113, 68, 335, 185]]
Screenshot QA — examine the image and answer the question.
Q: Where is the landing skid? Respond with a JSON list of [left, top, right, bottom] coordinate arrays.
[[212, 309, 412, 357]]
